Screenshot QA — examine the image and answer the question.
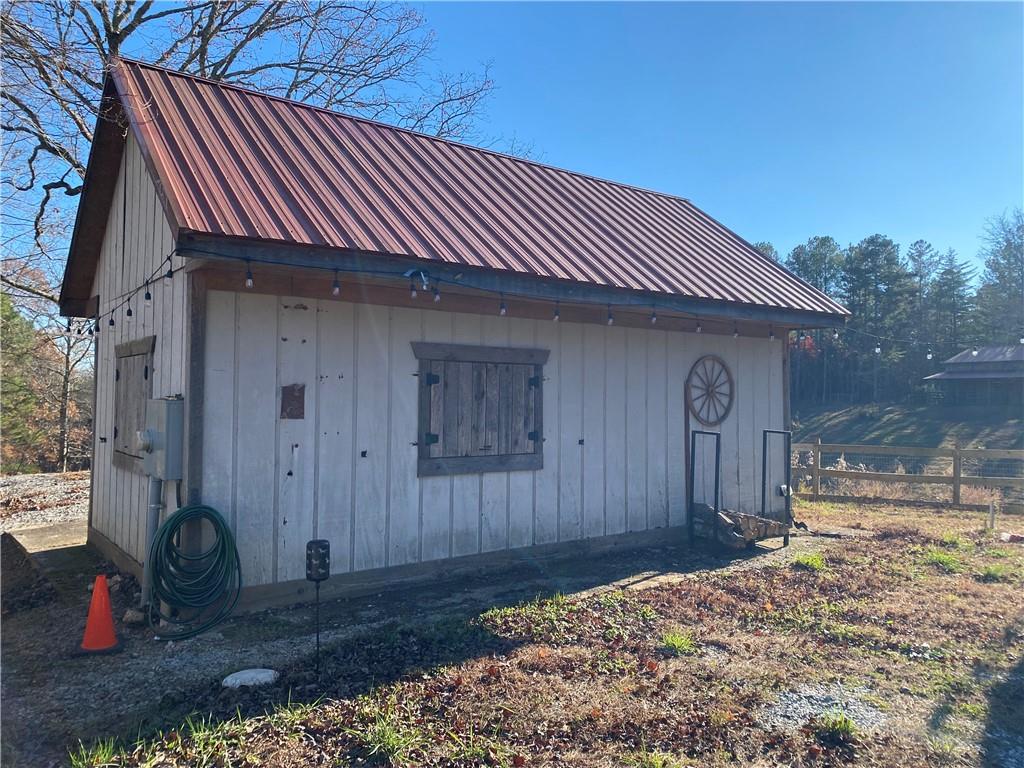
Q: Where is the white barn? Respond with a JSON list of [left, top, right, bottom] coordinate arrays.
[[60, 59, 848, 607]]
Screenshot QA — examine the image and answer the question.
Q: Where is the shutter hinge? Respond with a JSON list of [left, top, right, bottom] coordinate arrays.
[[144, 365, 149, 380], [528, 430, 540, 442], [115, 368, 120, 381], [424, 372, 440, 386], [424, 432, 440, 445], [528, 375, 541, 388]]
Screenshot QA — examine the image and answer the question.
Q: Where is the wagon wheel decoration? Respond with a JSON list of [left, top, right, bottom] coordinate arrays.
[[686, 355, 734, 427]]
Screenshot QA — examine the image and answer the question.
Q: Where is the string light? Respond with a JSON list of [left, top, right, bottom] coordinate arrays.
[[874, 344, 881, 354], [832, 329, 839, 341], [164, 265, 174, 280], [769, 326, 775, 341], [1020, 335, 1024, 345], [331, 271, 341, 297], [433, 285, 441, 303], [499, 295, 507, 316], [125, 301, 133, 320], [108, 316, 115, 327], [971, 346, 979, 357], [606, 306, 614, 326], [245, 263, 254, 289], [144, 282, 152, 304], [553, 302, 560, 322], [695, 320, 702, 334], [732, 324, 739, 338], [650, 306, 657, 325], [409, 279, 417, 299]]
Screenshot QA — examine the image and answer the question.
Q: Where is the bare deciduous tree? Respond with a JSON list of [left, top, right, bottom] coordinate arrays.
[[1, 1, 493, 472]]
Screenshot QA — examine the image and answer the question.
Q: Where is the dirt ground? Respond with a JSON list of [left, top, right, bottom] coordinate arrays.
[[1, 499, 1022, 768]]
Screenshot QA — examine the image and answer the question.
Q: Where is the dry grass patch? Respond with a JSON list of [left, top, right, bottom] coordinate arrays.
[[69, 502, 1024, 768]]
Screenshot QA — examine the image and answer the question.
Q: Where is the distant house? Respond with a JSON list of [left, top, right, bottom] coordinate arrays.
[[59, 59, 848, 607], [924, 345, 1024, 406]]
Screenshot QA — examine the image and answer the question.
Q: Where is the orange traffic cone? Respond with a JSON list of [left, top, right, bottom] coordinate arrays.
[[80, 575, 120, 653]]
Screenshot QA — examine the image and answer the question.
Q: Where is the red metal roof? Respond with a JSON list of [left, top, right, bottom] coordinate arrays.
[[66, 58, 848, 318]]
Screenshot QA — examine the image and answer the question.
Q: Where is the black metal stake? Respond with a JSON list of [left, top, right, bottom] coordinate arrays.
[[314, 580, 321, 680]]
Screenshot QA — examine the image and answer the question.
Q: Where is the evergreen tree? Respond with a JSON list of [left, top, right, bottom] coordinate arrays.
[[973, 209, 1024, 344], [785, 236, 844, 295], [751, 241, 780, 262]]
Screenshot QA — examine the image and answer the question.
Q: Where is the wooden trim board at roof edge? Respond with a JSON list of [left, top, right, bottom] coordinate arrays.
[[177, 235, 847, 329], [198, 265, 781, 336], [411, 342, 550, 366]]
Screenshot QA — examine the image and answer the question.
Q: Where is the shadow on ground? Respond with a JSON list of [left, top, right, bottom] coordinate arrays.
[[982, 643, 1024, 768], [1, 526, 785, 766]]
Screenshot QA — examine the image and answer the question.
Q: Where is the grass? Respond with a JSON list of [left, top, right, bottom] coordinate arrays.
[[61, 502, 1024, 768], [976, 564, 1011, 583], [68, 739, 116, 768], [628, 744, 686, 768], [792, 552, 827, 572], [346, 695, 426, 763], [812, 709, 859, 745], [661, 628, 698, 656], [923, 547, 964, 574]]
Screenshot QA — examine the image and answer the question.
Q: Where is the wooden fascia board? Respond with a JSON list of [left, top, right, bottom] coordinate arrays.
[[177, 233, 849, 329]]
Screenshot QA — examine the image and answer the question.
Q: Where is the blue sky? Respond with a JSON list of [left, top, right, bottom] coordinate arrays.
[[421, 2, 1023, 269]]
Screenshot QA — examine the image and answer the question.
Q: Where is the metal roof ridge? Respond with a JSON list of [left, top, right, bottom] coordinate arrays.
[[110, 56, 696, 208]]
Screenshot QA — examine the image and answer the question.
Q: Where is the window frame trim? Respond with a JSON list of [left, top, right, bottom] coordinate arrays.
[[412, 342, 548, 477]]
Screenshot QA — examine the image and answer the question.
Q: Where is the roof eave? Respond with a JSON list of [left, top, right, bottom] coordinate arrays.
[[178, 232, 850, 328]]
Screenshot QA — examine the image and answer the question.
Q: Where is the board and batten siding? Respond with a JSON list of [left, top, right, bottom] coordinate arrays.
[[90, 133, 187, 565], [201, 290, 785, 587]]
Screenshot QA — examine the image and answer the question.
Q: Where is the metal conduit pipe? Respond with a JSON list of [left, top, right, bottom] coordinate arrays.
[[141, 475, 163, 607]]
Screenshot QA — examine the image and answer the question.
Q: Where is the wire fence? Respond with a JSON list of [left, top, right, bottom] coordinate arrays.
[[791, 440, 1024, 510]]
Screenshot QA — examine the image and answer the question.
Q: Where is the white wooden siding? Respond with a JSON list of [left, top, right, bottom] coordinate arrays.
[[201, 290, 785, 587], [90, 134, 186, 564]]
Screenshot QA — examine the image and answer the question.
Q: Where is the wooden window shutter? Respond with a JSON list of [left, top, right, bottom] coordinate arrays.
[[412, 342, 549, 477]]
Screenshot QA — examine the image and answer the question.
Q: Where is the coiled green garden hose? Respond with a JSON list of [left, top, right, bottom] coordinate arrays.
[[146, 504, 242, 639]]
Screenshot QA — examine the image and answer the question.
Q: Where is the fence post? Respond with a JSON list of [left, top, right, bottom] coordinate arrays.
[[952, 444, 962, 506], [812, 435, 822, 501]]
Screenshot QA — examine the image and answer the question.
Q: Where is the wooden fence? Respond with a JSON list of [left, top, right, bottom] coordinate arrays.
[[792, 438, 1024, 505]]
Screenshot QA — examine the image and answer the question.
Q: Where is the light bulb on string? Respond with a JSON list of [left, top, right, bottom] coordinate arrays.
[[832, 329, 839, 341], [650, 307, 657, 325], [164, 266, 174, 280], [125, 301, 133, 320], [971, 346, 978, 356], [769, 326, 775, 341], [553, 302, 560, 322], [433, 285, 441, 303], [108, 316, 115, 327], [409, 279, 417, 299], [874, 344, 881, 355], [732, 324, 739, 338], [144, 282, 152, 304], [331, 272, 341, 297], [245, 264, 254, 289], [695, 319, 702, 334], [926, 349, 933, 361], [606, 306, 614, 326], [499, 295, 507, 316]]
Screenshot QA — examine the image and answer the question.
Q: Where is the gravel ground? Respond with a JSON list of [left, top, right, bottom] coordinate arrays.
[[758, 682, 888, 733], [0, 472, 90, 531]]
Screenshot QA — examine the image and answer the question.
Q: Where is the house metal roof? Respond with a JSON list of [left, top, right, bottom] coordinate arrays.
[[943, 345, 1024, 366], [60, 58, 849, 320]]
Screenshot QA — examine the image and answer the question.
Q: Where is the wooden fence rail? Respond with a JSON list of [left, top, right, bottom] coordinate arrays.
[[792, 438, 1024, 504]]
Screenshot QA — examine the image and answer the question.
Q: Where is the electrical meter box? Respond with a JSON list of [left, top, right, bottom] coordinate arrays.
[[140, 397, 184, 480]]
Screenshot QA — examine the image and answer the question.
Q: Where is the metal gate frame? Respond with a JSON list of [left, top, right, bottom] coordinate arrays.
[[761, 428, 792, 546], [687, 429, 720, 545]]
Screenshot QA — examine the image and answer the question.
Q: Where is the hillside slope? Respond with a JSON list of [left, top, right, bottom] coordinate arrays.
[[792, 403, 1023, 449]]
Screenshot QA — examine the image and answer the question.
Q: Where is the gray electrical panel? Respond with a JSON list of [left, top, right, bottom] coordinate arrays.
[[140, 397, 184, 480]]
